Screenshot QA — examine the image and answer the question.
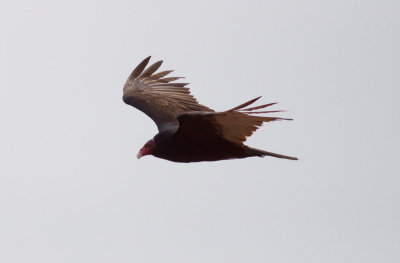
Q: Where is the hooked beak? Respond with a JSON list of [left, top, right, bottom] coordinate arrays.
[[137, 151, 143, 159]]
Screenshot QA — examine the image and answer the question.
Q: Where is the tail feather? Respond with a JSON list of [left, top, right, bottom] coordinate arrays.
[[245, 147, 298, 160]]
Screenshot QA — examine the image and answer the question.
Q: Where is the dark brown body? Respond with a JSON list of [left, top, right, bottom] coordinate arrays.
[[152, 128, 256, 162]]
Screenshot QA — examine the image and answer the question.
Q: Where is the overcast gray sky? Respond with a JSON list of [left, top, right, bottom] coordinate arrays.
[[1, 0, 399, 262]]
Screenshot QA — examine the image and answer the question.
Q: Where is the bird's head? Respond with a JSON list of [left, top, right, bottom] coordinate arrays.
[[137, 139, 155, 159]]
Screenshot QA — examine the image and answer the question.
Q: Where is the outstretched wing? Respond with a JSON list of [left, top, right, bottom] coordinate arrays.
[[123, 56, 213, 131], [176, 97, 291, 144]]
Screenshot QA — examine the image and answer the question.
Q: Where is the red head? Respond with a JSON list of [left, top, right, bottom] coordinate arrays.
[[137, 139, 155, 159]]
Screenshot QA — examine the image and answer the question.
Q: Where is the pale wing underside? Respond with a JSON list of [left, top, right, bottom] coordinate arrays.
[[123, 57, 213, 131]]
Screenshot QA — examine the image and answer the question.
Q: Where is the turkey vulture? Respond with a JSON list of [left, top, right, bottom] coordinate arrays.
[[123, 57, 298, 162]]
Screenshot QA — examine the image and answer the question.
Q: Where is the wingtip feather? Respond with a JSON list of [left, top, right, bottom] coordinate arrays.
[[128, 56, 152, 81], [228, 96, 262, 111], [139, 60, 164, 79]]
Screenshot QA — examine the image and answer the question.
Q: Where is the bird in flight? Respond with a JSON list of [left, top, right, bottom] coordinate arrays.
[[123, 57, 298, 162]]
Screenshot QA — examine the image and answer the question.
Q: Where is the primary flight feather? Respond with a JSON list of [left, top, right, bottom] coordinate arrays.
[[123, 56, 298, 162]]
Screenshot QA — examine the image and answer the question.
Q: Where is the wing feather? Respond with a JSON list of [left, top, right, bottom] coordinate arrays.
[[125, 56, 150, 85], [137, 60, 163, 80], [159, 77, 184, 82], [146, 70, 174, 81]]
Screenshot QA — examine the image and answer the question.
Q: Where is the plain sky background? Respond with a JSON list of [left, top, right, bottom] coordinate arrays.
[[1, 0, 399, 262]]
